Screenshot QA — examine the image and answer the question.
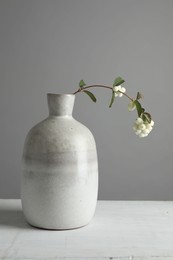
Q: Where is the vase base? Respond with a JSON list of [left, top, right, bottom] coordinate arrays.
[[26, 221, 90, 231]]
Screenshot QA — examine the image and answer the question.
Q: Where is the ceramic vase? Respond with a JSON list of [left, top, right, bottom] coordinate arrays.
[[21, 94, 98, 230]]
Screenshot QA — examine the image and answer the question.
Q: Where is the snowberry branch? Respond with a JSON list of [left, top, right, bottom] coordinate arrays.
[[73, 84, 134, 102], [72, 77, 154, 138]]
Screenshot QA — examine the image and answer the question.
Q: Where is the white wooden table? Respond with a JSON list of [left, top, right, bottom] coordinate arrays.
[[0, 200, 173, 260]]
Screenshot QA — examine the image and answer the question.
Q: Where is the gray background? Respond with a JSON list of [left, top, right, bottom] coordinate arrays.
[[0, 0, 172, 200]]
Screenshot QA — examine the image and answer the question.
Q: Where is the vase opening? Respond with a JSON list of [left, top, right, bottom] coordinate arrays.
[[47, 93, 75, 117]]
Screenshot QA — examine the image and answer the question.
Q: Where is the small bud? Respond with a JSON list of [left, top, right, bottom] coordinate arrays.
[[128, 101, 136, 111], [136, 92, 143, 100]]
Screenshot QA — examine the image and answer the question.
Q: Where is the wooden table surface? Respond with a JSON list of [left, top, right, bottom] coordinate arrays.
[[0, 200, 173, 260]]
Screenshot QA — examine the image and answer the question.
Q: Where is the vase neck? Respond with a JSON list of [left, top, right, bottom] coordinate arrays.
[[47, 94, 75, 117]]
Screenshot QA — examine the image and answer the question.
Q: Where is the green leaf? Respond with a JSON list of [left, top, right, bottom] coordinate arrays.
[[142, 112, 151, 123], [79, 80, 86, 88], [109, 91, 115, 108], [136, 92, 143, 100], [134, 100, 144, 117], [113, 77, 125, 87], [83, 90, 97, 102]]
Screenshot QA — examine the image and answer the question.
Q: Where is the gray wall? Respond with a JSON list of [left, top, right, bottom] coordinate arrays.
[[0, 0, 172, 200]]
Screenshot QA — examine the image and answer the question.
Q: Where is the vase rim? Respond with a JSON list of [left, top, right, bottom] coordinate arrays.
[[47, 93, 74, 97]]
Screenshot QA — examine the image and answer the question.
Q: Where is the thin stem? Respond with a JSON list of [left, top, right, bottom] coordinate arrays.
[[118, 91, 134, 101], [73, 84, 134, 101], [73, 85, 112, 94]]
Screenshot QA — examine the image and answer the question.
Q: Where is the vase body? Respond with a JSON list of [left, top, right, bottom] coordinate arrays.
[[21, 94, 98, 229]]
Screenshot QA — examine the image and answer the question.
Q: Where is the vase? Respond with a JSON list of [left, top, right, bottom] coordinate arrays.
[[21, 93, 98, 230]]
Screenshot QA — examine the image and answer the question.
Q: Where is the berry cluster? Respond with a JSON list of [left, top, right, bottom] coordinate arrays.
[[133, 117, 154, 138], [113, 85, 126, 97]]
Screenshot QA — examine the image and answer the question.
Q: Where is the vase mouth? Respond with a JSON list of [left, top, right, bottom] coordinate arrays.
[[47, 93, 74, 97]]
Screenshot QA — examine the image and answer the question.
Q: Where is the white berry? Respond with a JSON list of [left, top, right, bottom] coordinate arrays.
[[136, 118, 143, 125], [150, 120, 154, 126], [121, 87, 126, 93]]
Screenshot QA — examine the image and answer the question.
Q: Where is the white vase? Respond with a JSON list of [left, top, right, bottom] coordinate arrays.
[[21, 94, 98, 230]]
